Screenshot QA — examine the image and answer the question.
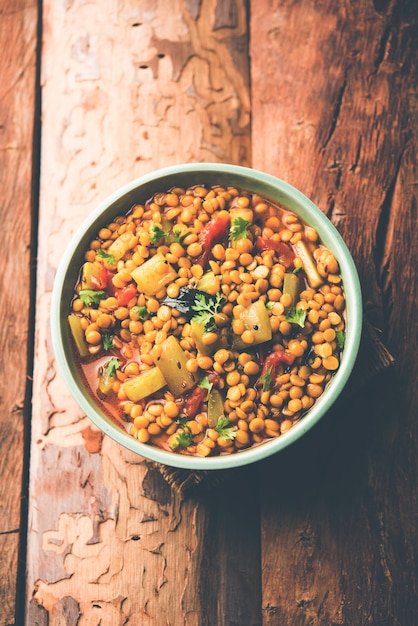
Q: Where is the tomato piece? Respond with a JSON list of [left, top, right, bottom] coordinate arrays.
[[90, 275, 102, 289], [183, 370, 221, 418], [262, 350, 296, 373], [197, 211, 230, 266], [257, 350, 296, 387], [207, 370, 221, 386], [255, 237, 295, 268], [115, 283, 137, 306], [99, 263, 109, 288], [184, 386, 206, 418], [90, 262, 115, 291]]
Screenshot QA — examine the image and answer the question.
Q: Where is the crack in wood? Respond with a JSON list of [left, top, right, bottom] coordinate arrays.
[[373, 149, 404, 322], [317, 589, 330, 618], [296, 530, 314, 549], [0, 528, 19, 536], [349, 135, 363, 173], [373, 21, 393, 75], [262, 602, 278, 615], [297, 598, 313, 610], [322, 78, 347, 150], [11, 402, 24, 413]]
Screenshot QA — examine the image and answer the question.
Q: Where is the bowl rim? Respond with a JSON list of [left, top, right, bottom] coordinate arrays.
[[51, 162, 363, 470]]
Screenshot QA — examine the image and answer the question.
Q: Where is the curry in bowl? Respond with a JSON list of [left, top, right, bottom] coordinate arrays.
[[67, 182, 347, 458]]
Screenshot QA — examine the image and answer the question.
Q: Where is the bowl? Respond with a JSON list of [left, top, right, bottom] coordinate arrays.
[[51, 163, 362, 470]]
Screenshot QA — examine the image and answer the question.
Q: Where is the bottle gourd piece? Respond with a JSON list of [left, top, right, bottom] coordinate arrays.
[[232, 299, 272, 349], [122, 367, 167, 402], [152, 335, 197, 397], [131, 253, 177, 297]]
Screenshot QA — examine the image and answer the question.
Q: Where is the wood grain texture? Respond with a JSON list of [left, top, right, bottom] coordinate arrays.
[[17, 0, 417, 623], [27, 1, 256, 624], [251, 0, 418, 623], [0, 1, 38, 624]]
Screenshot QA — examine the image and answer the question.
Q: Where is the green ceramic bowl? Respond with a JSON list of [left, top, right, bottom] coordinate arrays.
[[51, 163, 362, 470]]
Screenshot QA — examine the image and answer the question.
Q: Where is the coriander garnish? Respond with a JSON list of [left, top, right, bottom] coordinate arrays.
[[174, 429, 193, 450], [79, 289, 107, 307], [149, 223, 168, 244], [103, 357, 121, 377], [132, 305, 149, 320], [199, 376, 213, 400], [228, 217, 250, 241], [96, 249, 116, 266], [191, 292, 223, 332], [285, 307, 307, 328], [103, 334, 114, 351], [257, 366, 273, 392], [336, 330, 345, 349], [214, 416, 237, 440]]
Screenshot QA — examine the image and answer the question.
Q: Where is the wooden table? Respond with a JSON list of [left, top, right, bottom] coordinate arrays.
[[2, 1, 417, 624]]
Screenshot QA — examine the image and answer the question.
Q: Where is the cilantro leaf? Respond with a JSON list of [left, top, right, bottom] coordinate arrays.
[[149, 223, 168, 244], [79, 289, 107, 307], [285, 307, 307, 328], [103, 357, 121, 377], [214, 416, 237, 440], [173, 227, 188, 244], [191, 292, 223, 332], [258, 366, 273, 392], [229, 217, 250, 241], [199, 376, 213, 400], [132, 305, 149, 320], [175, 415, 190, 428], [174, 429, 193, 450], [336, 330, 345, 349], [103, 334, 114, 351], [96, 249, 116, 266]]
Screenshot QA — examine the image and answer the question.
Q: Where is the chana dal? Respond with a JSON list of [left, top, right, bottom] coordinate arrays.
[[69, 184, 346, 457]]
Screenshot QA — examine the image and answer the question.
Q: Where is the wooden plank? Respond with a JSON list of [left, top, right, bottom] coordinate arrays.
[[26, 1, 260, 624], [0, 1, 38, 624], [251, 0, 418, 623]]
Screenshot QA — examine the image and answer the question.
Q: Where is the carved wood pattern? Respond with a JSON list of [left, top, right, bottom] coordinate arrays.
[[27, 1, 254, 623]]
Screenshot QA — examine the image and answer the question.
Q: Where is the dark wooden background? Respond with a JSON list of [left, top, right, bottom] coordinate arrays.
[[1, 0, 417, 624]]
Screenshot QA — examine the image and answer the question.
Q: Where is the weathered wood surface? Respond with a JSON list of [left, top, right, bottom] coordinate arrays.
[[251, 0, 418, 624], [27, 1, 258, 625], [0, 0, 415, 624], [0, 1, 38, 624]]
